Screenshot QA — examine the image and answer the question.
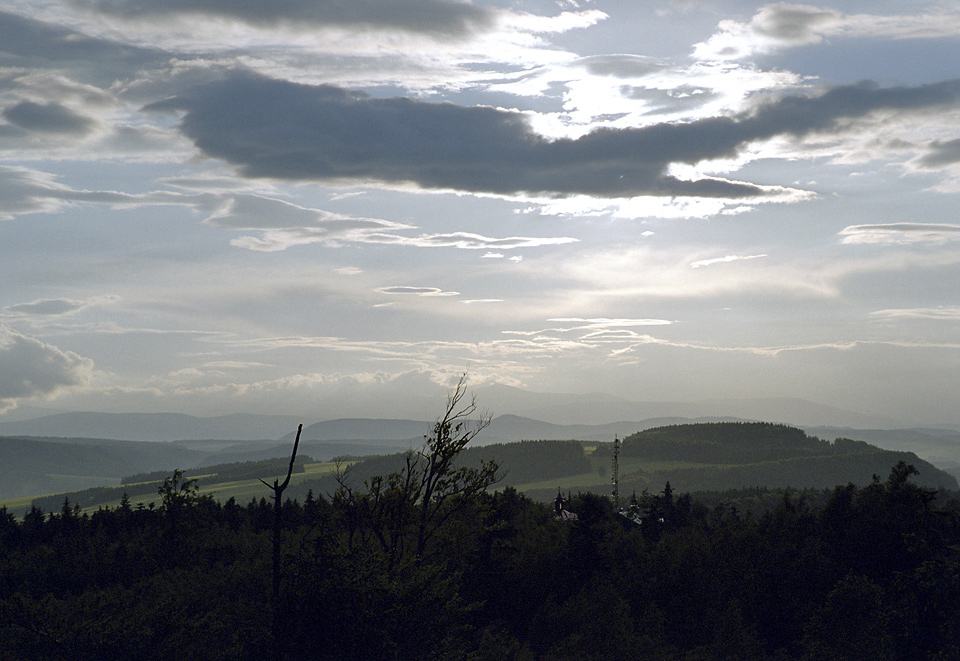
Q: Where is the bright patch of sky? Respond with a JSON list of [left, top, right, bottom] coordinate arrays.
[[1, 0, 959, 425]]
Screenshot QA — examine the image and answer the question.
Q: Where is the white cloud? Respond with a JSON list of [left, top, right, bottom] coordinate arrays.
[[871, 306, 960, 321], [375, 286, 460, 297], [0, 324, 93, 412], [694, 3, 960, 61], [373, 231, 579, 250], [3, 295, 119, 316], [0, 171, 576, 253], [690, 254, 768, 268], [547, 317, 674, 329], [839, 223, 960, 245]]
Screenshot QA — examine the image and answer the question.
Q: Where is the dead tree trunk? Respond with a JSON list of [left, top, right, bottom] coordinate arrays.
[[260, 423, 302, 660]]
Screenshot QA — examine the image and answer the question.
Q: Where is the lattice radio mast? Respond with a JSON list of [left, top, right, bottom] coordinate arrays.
[[611, 434, 620, 511]]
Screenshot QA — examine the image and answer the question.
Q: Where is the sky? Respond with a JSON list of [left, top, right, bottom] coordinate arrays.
[[1, 0, 959, 426]]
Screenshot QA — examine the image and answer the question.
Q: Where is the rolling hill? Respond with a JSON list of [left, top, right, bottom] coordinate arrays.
[[4, 417, 958, 511]]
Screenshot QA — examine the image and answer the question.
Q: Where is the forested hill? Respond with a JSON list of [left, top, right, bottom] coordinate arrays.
[[624, 422, 838, 463], [616, 421, 957, 491]]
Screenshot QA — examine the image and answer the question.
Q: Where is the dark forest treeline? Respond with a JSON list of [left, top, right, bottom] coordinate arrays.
[[3, 460, 960, 660]]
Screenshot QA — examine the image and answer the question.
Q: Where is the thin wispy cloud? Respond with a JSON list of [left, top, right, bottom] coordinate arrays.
[[839, 223, 960, 245], [375, 286, 460, 297], [375, 232, 579, 250], [689, 254, 768, 268], [871, 307, 960, 321], [548, 318, 674, 329], [3, 296, 118, 317], [0, 171, 574, 253]]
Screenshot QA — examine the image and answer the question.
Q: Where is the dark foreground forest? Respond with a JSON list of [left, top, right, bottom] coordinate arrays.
[[2, 467, 960, 660], [3, 390, 960, 660]]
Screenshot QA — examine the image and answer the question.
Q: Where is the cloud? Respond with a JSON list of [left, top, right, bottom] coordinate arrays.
[[376, 286, 460, 297], [695, 3, 842, 60], [871, 306, 960, 321], [0, 166, 179, 219], [690, 254, 768, 268], [201, 193, 416, 251], [505, 318, 674, 338], [374, 231, 579, 250], [915, 139, 960, 168], [694, 3, 960, 61], [0, 324, 93, 412], [839, 223, 960, 245], [0, 169, 577, 253], [4, 296, 118, 316], [203, 194, 578, 251], [0, 167, 72, 219], [548, 318, 674, 329], [65, 0, 496, 38], [0, 10, 166, 86], [579, 54, 668, 78], [2, 100, 96, 135], [152, 72, 960, 200]]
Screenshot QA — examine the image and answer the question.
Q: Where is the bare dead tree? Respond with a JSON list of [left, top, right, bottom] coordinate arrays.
[[415, 374, 495, 560], [260, 423, 302, 660], [334, 374, 499, 572]]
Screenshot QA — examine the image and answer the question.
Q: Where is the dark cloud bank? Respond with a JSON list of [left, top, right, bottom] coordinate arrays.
[[152, 74, 960, 199], [2, 101, 94, 135], [66, 0, 493, 36], [0, 10, 162, 71]]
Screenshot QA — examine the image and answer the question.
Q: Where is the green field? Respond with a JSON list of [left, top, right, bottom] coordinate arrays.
[[96, 461, 344, 511], [515, 455, 715, 494], [1, 454, 710, 515], [0, 461, 347, 515], [4, 421, 955, 515]]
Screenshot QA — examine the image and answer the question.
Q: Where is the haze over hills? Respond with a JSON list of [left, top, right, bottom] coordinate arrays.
[[0, 412, 309, 442], [0, 388, 939, 443], [3, 386, 959, 503], [804, 427, 960, 471], [0, 436, 205, 500], [6, 412, 960, 503], [285, 414, 745, 445], [473, 384, 911, 428]]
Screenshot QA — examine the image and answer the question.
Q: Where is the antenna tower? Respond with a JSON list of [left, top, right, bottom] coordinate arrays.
[[612, 435, 620, 511]]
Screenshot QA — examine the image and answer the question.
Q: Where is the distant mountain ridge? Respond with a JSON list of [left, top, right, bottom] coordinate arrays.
[[0, 412, 308, 442], [0, 388, 939, 443], [5, 418, 959, 508], [0, 436, 204, 500], [285, 414, 747, 446], [474, 384, 909, 428]]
